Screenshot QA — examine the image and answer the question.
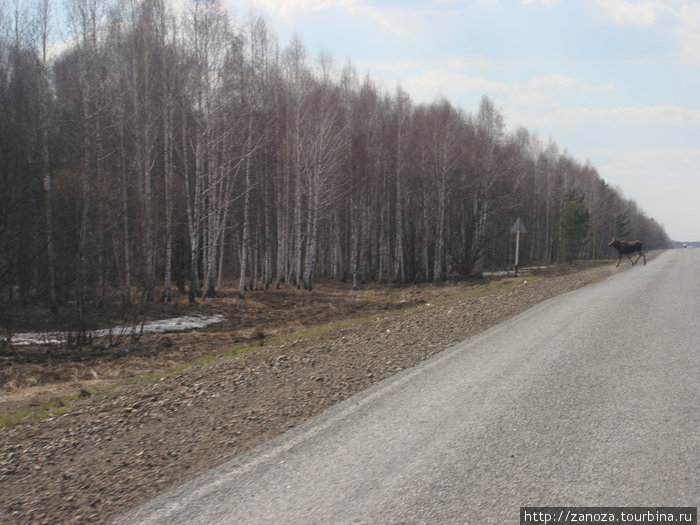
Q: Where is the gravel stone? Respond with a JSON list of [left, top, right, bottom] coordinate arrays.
[[0, 263, 628, 524]]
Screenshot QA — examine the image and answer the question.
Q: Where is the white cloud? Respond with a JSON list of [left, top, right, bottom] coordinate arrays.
[[252, 0, 358, 22], [506, 91, 560, 120], [521, 0, 560, 5], [397, 69, 617, 118], [552, 105, 700, 128], [444, 56, 493, 70], [592, 1, 700, 63], [363, 56, 515, 74], [673, 25, 700, 63], [672, 3, 700, 63], [250, 0, 429, 35], [401, 70, 506, 104], [594, 0, 658, 26], [500, 75, 615, 126], [677, 1, 700, 25], [525, 74, 613, 92], [357, 59, 422, 71], [348, 5, 417, 36], [442, 55, 526, 73]]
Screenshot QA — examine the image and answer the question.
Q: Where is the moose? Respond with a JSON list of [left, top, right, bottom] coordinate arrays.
[[608, 238, 646, 267]]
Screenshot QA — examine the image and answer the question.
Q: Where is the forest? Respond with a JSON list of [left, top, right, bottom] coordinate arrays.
[[0, 0, 671, 335]]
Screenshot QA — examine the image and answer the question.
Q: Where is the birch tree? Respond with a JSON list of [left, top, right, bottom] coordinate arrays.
[[0, 4, 675, 343], [0, 1, 44, 307], [282, 35, 309, 288], [124, 0, 163, 303], [34, 0, 58, 310], [393, 87, 410, 283], [181, 0, 229, 300], [472, 96, 505, 275], [65, 0, 108, 335], [239, 15, 273, 297], [428, 100, 461, 281], [160, 2, 178, 302], [301, 54, 348, 291]]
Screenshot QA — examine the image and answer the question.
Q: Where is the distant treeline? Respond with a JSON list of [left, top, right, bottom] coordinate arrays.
[[0, 0, 670, 325]]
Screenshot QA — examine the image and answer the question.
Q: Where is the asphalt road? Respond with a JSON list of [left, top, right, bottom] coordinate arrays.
[[115, 249, 699, 524]]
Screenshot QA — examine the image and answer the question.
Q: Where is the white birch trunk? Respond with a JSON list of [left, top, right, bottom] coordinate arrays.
[[239, 132, 252, 298]]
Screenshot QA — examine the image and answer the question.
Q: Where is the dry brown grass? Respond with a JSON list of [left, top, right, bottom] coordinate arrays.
[[0, 262, 606, 417]]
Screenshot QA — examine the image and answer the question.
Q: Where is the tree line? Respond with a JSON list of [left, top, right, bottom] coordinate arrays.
[[0, 0, 671, 333]]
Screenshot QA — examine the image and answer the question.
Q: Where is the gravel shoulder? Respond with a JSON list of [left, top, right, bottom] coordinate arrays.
[[0, 261, 636, 524]]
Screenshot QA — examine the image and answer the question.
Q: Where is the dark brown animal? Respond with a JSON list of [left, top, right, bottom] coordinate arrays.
[[608, 238, 646, 267]]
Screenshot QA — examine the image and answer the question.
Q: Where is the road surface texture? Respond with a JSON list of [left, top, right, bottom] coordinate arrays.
[[115, 249, 698, 524]]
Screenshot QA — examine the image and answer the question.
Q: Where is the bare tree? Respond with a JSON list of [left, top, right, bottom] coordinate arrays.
[[65, 0, 108, 336], [472, 96, 505, 275], [0, 2, 674, 345], [239, 15, 273, 298], [34, 0, 58, 311], [281, 35, 309, 288], [160, 2, 178, 302], [180, 0, 231, 300], [393, 86, 410, 283], [300, 54, 348, 291]]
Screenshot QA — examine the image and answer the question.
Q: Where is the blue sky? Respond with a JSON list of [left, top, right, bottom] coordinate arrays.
[[232, 0, 700, 242]]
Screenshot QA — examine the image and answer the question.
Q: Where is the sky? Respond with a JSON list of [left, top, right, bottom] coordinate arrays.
[[228, 0, 700, 242]]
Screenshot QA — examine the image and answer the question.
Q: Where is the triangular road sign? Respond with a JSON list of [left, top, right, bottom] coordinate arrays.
[[510, 217, 527, 234]]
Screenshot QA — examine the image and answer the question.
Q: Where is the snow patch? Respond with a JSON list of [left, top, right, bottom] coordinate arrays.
[[8, 314, 225, 346], [482, 265, 553, 277]]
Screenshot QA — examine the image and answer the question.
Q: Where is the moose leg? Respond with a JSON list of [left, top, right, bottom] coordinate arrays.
[[616, 253, 622, 267], [635, 251, 646, 265], [627, 253, 636, 265]]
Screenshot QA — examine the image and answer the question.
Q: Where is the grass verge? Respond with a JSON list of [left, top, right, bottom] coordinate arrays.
[[0, 397, 76, 428], [0, 275, 537, 430]]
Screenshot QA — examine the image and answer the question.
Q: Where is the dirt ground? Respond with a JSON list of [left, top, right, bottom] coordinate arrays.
[[2, 279, 496, 415], [0, 260, 637, 524]]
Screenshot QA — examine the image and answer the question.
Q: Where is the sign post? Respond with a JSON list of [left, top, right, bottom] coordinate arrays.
[[510, 218, 527, 277]]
